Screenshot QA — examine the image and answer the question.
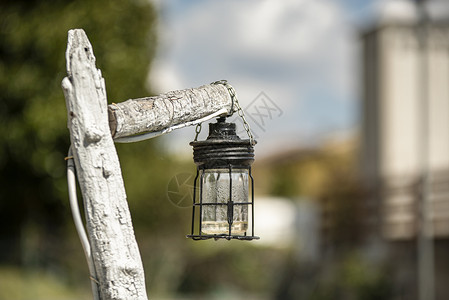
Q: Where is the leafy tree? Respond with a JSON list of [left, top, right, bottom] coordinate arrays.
[[0, 0, 157, 265]]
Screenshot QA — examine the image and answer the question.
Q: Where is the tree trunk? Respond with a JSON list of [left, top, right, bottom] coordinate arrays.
[[62, 29, 148, 300]]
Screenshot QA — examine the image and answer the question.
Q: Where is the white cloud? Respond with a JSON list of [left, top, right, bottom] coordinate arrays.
[[149, 0, 359, 156]]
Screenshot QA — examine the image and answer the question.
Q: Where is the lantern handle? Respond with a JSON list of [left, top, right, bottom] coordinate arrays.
[[211, 80, 256, 145]]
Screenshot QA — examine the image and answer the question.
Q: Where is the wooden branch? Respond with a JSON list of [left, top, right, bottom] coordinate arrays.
[[61, 29, 148, 300], [108, 83, 233, 138]]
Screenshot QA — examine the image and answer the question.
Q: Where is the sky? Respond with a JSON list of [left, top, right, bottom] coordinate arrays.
[[147, 0, 383, 158]]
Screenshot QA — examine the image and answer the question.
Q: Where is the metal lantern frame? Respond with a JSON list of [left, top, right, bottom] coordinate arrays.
[[187, 117, 259, 241]]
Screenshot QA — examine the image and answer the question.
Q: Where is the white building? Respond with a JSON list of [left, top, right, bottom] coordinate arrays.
[[361, 0, 449, 239], [253, 196, 320, 261]]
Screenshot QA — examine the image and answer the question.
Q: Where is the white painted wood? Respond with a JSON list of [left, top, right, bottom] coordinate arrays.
[[108, 83, 233, 138], [61, 29, 148, 300]]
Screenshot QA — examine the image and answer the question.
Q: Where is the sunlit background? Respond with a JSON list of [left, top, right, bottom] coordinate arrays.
[[1, 0, 449, 299]]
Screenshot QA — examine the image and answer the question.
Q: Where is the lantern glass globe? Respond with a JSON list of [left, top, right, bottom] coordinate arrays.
[[201, 168, 249, 235]]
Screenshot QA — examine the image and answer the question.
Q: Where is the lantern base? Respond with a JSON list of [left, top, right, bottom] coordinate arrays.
[[186, 234, 260, 241]]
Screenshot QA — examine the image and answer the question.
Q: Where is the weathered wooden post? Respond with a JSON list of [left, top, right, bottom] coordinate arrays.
[[61, 29, 233, 299]]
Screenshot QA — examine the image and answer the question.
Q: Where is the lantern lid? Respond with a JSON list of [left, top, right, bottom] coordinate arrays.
[[190, 117, 256, 168]]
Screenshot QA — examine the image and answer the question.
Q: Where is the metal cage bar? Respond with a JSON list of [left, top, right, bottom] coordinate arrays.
[[228, 164, 233, 236], [249, 166, 255, 237], [190, 169, 199, 236], [198, 168, 205, 237]]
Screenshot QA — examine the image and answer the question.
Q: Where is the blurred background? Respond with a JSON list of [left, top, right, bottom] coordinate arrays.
[[1, 0, 449, 299]]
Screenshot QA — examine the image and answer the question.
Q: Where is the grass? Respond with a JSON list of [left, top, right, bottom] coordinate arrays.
[[0, 266, 90, 300]]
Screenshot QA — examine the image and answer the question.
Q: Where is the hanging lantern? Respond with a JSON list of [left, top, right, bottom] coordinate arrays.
[[187, 117, 259, 240]]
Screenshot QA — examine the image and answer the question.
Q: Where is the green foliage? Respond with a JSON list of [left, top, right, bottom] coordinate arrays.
[[116, 142, 192, 234], [311, 254, 393, 300], [0, 0, 157, 264], [176, 242, 280, 297], [269, 166, 299, 197], [0, 266, 90, 300]]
